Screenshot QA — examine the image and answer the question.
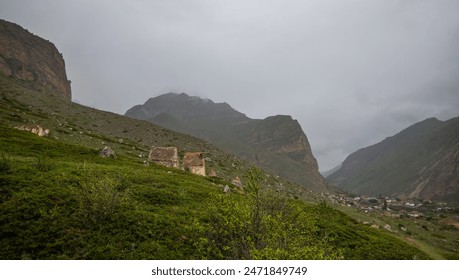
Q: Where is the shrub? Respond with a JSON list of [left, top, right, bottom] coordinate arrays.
[[33, 157, 55, 172], [73, 174, 128, 225], [0, 153, 12, 173], [196, 168, 340, 260]]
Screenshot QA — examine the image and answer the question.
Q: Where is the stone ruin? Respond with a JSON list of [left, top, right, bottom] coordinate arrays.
[[148, 147, 207, 176], [183, 152, 206, 176], [15, 125, 50, 137], [208, 169, 218, 177], [148, 147, 179, 168]]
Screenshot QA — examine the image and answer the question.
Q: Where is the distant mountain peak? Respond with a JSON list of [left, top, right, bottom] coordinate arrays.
[[126, 93, 330, 193], [128, 92, 248, 123]]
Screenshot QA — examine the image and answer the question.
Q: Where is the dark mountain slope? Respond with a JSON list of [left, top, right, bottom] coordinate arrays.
[[126, 93, 331, 193], [327, 117, 459, 200]]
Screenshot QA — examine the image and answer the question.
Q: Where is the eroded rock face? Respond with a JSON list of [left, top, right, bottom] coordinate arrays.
[[0, 19, 71, 100]]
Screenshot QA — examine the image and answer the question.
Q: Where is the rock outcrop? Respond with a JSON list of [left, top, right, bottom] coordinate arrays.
[[234, 115, 328, 192], [99, 146, 116, 158], [0, 19, 71, 100]]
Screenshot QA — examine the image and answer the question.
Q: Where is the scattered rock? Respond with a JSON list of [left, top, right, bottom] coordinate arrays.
[[231, 176, 242, 187], [15, 125, 50, 137], [99, 146, 116, 158], [223, 185, 231, 194]]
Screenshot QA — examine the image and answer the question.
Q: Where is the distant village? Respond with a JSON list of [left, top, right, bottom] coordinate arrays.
[[327, 192, 456, 221]]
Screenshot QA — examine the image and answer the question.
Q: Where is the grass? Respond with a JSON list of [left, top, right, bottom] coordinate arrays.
[[336, 203, 459, 259], [0, 73, 304, 197], [0, 125, 430, 259], [0, 73, 439, 259]]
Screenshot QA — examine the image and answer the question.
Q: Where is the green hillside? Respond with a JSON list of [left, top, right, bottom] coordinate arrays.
[[0, 125, 429, 259], [0, 73, 431, 259], [0, 17, 455, 261]]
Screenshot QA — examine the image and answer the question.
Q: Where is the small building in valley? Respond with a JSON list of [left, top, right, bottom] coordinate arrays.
[[183, 152, 206, 176], [149, 147, 179, 168]]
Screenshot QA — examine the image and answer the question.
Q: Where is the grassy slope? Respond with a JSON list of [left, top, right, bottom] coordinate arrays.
[[0, 74, 432, 259], [336, 204, 459, 260], [0, 73, 311, 199], [0, 125, 429, 259]]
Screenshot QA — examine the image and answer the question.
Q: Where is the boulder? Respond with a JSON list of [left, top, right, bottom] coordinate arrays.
[[99, 146, 116, 158]]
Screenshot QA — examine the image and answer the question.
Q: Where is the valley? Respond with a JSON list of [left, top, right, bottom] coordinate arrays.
[[0, 18, 458, 260]]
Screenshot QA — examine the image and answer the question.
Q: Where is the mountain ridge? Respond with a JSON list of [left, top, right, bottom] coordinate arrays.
[[327, 117, 459, 200], [125, 93, 330, 193]]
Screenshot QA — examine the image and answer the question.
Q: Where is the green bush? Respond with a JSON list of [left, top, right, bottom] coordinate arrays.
[[73, 174, 128, 225], [0, 153, 11, 173], [33, 157, 55, 172], [196, 168, 340, 260]]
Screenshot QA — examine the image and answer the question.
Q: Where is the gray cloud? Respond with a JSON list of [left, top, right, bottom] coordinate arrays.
[[1, 0, 458, 171]]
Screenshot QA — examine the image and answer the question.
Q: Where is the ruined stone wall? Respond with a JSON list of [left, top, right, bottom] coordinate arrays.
[[149, 147, 179, 168], [183, 152, 206, 176]]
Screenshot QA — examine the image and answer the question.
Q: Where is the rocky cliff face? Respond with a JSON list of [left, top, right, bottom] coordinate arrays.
[[126, 93, 330, 193], [231, 115, 328, 191], [327, 117, 459, 201], [0, 19, 71, 100]]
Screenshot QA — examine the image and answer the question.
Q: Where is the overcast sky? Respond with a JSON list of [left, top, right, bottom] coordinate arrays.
[[1, 0, 458, 171]]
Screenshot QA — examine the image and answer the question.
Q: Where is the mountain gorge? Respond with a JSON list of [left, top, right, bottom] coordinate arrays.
[[125, 93, 330, 192], [327, 117, 459, 201]]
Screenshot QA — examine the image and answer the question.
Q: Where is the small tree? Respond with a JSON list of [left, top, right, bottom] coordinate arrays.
[[198, 167, 340, 259]]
